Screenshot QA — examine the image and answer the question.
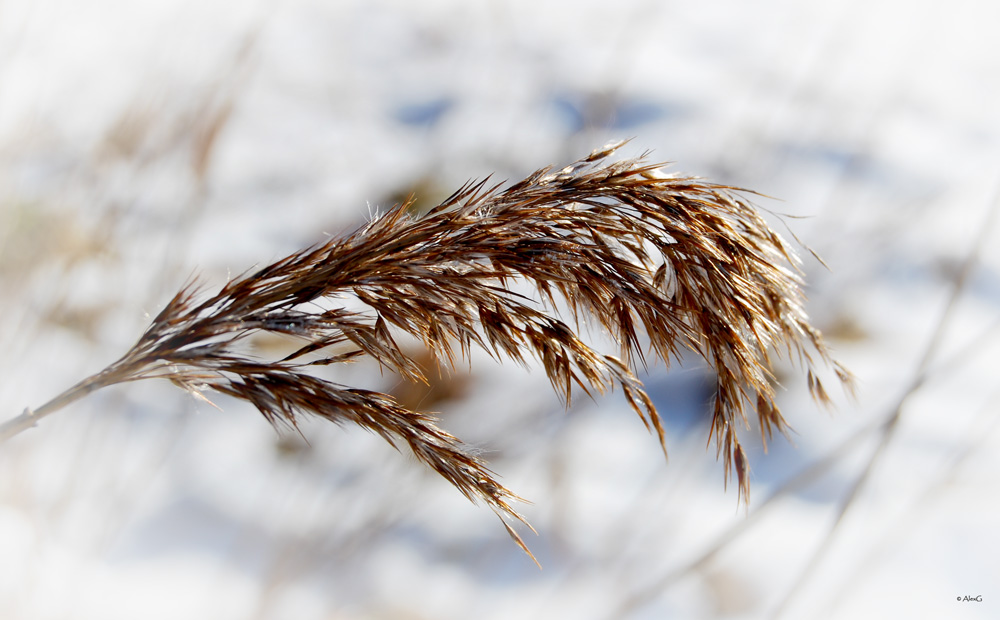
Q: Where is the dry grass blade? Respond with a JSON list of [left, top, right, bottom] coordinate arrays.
[[0, 141, 850, 556]]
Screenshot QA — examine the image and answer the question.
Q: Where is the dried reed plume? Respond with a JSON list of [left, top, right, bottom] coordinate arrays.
[[1, 142, 850, 559]]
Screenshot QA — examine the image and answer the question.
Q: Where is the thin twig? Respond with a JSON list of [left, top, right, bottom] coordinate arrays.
[[822, 385, 1000, 619], [769, 177, 1000, 618]]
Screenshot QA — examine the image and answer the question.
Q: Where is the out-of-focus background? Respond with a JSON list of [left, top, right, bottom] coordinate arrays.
[[1, 1, 998, 618]]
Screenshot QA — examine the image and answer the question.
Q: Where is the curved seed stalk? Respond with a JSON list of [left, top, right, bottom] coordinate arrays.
[[1, 142, 851, 560]]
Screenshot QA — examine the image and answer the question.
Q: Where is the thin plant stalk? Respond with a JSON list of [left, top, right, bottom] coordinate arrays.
[[769, 179, 1000, 618]]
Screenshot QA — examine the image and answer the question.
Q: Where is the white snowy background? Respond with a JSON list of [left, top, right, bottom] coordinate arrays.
[[1, 1, 998, 618]]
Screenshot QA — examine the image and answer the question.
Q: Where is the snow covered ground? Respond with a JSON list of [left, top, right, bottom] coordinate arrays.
[[1, 0, 998, 618]]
